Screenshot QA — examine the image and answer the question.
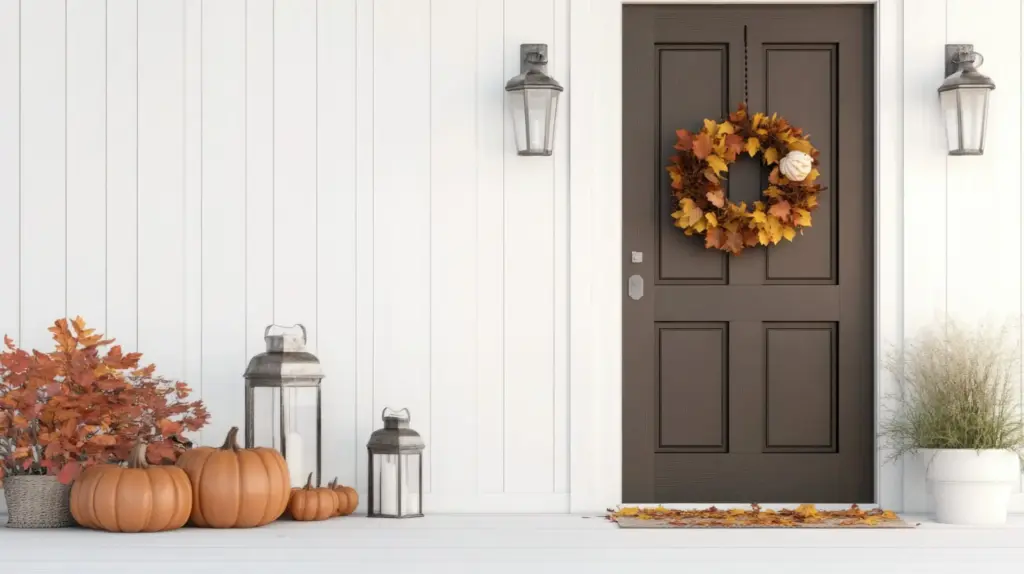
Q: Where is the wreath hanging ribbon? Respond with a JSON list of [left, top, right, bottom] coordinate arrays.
[[666, 103, 825, 255]]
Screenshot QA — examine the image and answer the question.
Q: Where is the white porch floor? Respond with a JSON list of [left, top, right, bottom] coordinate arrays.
[[3, 513, 1024, 573]]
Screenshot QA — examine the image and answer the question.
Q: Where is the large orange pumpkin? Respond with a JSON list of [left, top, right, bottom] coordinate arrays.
[[176, 426, 290, 528], [288, 473, 336, 521], [70, 442, 192, 533]]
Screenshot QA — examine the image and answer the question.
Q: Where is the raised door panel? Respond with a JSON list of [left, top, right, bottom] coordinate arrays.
[[657, 324, 728, 451], [657, 46, 729, 283]]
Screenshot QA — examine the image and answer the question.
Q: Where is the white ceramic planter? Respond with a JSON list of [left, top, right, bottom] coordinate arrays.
[[923, 449, 1019, 525]]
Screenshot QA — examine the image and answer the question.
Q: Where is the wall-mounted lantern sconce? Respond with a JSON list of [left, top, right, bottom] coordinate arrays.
[[939, 44, 995, 156], [505, 43, 563, 156]]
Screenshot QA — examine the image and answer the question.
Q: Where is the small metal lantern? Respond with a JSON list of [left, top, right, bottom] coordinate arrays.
[[367, 408, 424, 518], [505, 43, 563, 156], [244, 324, 324, 488], [939, 45, 995, 156]]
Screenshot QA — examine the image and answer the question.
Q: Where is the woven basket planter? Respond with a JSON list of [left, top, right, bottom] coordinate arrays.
[[3, 475, 74, 528]]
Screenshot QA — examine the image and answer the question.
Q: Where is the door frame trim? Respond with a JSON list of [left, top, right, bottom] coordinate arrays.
[[567, 0, 903, 512]]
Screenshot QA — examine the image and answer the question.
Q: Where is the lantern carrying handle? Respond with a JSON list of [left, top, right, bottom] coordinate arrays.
[[264, 323, 307, 344], [954, 50, 984, 68], [382, 407, 410, 422]]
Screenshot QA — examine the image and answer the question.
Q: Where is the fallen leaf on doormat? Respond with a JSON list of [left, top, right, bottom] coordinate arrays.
[[607, 504, 913, 529]]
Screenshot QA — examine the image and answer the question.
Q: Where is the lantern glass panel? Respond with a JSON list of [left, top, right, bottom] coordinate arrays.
[[958, 87, 989, 153], [372, 452, 423, 517], [940, 89, 959, 153], [251, 384, 319, 487], [509, 90, 528, 153]]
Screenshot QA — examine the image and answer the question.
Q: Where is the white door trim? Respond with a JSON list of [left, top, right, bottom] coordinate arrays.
[[567, 0, 904, 513]]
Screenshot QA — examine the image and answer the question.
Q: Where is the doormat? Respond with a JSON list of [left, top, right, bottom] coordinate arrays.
[[608, 504, 916, 529]]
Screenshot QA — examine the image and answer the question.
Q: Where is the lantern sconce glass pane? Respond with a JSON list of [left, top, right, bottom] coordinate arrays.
[[505, 43, 564, 156], [938, 44, 995, 156]]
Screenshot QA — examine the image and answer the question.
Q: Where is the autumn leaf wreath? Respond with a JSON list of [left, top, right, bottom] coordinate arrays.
[[666, 103, 824, 255]]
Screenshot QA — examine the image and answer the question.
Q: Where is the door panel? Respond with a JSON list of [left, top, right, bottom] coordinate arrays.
[[623, 5, 874, 503]]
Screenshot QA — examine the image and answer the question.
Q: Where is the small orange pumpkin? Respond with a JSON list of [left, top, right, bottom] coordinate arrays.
[[327, 478, 350, 517], [288, 473, 336, 521], [176, 426, 290, 528], [70, 442, 192, 533], [333, 481, 358, 516]]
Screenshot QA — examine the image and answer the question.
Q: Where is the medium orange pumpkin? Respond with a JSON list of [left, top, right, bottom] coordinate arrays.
[[288, 473, 336, 521], [176, 426, 290, 528], [70, 442, 192, 533], [327, 478, 350, 517]]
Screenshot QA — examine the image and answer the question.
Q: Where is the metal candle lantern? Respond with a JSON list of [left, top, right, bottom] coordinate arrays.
[[505, 43, 563, 156], [244, 324, 324, 488], [367, 408, 424, 518], [939, 45, 995, 156]]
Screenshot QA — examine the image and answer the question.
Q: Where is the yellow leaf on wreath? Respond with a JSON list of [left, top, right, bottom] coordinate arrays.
[[706, 189, 726, 208], [764, 147, 780, 165], [752, 112, 766, 130], [754, 200, 766, 211], [805, 168, 820, 183], [693, 218, 707, 233], [793, 208, 812, 227], [782, 227, 796, 242], [751, 210, 767, 224], [766, 215, 784, 244], [706, 154, 729, 176], [671, 210, 684, 220], [713, 136, 727, 157], [705, 212, 718, 228], [745, 137, 760, 157], [718, 121, 736, 135], [794, 504, 818, 518], [703, 118, 718, 137], [788, 139, 813, 154], [764, 186, 783, 199], [723, 220, 740, 233], [758, 229, 770, 246], [807, 195, 819, 208]]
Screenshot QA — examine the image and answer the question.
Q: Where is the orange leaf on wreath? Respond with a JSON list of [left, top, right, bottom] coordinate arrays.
[[692, 133, 712, 160]]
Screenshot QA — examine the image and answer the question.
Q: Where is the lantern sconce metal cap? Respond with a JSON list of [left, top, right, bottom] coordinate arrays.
[[939, 44, 995, 156], [505, 43, 564, 157]]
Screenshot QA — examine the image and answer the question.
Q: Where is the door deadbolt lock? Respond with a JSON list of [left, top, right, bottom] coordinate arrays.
[[628, 274, 644, 300]]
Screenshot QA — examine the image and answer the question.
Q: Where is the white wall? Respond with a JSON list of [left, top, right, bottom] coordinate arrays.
[[0, 0, 569, 513], [901, 0, 1024, 512]]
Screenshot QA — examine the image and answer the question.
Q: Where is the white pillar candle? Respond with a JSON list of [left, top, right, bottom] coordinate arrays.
[[286, 431, 305, 487], [380, 455, 399, 515]]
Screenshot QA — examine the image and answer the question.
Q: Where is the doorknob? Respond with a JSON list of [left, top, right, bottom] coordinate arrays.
[[628, 275, 644, 300]]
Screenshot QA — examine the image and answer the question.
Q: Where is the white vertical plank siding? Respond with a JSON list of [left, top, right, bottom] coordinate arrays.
[[0, 0, 19, 343], [429, 0, 480, 499], [183, 0, 203, 444], [316, 0, 358, 488], [245, 0, 275, 427], [550, 0, 570, 496], [900, 0, 947, 514], [502, 0, 556, 494], [202, 0, 248, 441], [65, 0, 106, 331], [105, 0, 138, 352], [137, 0, 185, 380], [373, 0, 433, 493], [19, 0, 66, 350], [475, 0, 506, 496], [945, 0, 1022, 325], [354, 0, 376, 509], [272, 0, 318, 352]]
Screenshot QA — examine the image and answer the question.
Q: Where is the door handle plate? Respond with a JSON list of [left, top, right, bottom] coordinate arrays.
[[628, 274, 644, 300]]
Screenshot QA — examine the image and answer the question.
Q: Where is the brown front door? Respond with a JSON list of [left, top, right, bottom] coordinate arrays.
[[622, 5, 874, 503]]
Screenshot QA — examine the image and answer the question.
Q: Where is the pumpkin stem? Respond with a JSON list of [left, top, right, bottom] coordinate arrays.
[[127, 442, 149, 469], [328, 477, 338, 488], [221, 427, 241, 452], [304, 472, 314, 490]]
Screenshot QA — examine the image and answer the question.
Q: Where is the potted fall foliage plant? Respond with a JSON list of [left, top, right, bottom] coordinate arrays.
[[0, 317, 209, 528], [882, 322, 1024, 525]]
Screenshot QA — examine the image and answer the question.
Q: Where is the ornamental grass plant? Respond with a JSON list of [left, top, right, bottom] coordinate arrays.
[[882, 321, 1024, 461]]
